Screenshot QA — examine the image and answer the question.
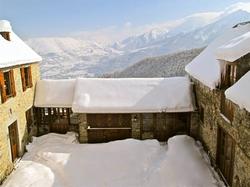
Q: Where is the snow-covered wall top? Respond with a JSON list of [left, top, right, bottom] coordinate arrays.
[[225, 71, 250, 112], [72, 77, 195, 113], [216, 31, 250, 62], [0, 20, 42, 69], [34, 79, 76, 108], [185, 23, 250, 89]]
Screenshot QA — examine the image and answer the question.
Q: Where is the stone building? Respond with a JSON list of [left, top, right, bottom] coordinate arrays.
[[0, 20, 41, 183], [33, 77, 197, 143], [185, 22, 250, 186]]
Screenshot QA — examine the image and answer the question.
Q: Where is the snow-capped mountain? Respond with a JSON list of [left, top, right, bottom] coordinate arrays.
[[113, 12, 221, 52], [26, 2, 250, 78], [26, 37, 121, 78]]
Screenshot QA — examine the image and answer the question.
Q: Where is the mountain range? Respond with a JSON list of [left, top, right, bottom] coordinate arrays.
[[26, 2, 250, 79]]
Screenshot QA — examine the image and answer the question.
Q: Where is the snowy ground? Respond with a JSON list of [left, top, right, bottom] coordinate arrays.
[[2, 133, 224, 187]]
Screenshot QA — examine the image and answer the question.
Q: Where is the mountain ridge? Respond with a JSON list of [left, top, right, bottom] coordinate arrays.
[[26, 2, 250, 78]]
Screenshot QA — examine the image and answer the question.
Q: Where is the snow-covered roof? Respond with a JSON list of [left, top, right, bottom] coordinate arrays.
[[72, 77, 195, 113], [216, 31, 250, 62], [34, 79, 76, 108], [225, 71, 250, 112], [0, 20, 12, 32], [185, 23, 250, 89], [0, 20, 42, 69], [34, 77, 195, 113]]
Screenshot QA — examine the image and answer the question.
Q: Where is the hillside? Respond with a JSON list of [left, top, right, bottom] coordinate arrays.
[[108, 48, 203, 78]]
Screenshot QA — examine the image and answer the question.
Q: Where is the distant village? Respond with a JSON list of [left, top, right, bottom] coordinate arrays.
[[0, 19, 249, 187]]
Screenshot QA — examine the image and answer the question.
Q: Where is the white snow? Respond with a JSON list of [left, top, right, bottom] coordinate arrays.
[[2, 133, 224, 187], [34, 79, 76, 108], [0, 20, 42, 68], [185, 23, 250, 89], [72, 77, 195, 113], [216, 31, 250, 62], [0, 20, 12, 32], [225, 71, 250, 112]]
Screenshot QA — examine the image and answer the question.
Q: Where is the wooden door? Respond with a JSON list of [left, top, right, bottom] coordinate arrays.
[[87, 114, 131, 143], [217, 127, 235, 186], [153, 113, 190, 141], [8, 122, 19, 162], [50, 108, 70, 134]]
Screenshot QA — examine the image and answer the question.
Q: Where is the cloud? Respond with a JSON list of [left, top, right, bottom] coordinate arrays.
[[124, 22, 132, 28], [70, 23, 154, 44], [70, 6, 228, 44]]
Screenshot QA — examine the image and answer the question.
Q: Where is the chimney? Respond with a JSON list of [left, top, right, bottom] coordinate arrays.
[[0, 20, 12, 41]]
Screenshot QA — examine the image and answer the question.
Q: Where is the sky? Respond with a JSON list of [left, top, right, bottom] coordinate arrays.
[[0, 0, 249, 40]]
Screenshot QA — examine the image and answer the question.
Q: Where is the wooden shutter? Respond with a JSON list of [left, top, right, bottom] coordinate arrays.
[[0, 71, 7, 103], [10, 70, 16, 97], [28, 66, 33, 87], [20, 67, 26, 91]]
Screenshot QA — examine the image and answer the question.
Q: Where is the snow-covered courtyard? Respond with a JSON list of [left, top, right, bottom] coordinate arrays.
[[2, 133, 224, 187]]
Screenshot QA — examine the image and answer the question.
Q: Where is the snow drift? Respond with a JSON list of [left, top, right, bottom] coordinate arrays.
[[2, 134, 224, 187]]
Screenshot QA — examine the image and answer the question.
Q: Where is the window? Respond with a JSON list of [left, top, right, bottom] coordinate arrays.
[[0, 32, 10, 41], [0, 70, 16, 103], [216, 127, 235, 186], [220, 92, 234, 122], [26, 108, 34, 134], [221, 64, 237, 89], [20, 66, 33, 91], [199, 105, 204, 123]]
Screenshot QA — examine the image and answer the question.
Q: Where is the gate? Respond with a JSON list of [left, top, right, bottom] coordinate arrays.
[[35, 107, 71, 134]]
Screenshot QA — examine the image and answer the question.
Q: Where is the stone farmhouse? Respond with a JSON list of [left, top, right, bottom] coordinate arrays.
[[186, 21, 250, 186], [0, 20, 41, 182], [0, 20, 250, 187]]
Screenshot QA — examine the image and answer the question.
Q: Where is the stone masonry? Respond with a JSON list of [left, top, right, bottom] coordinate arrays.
[[78, 114, 88, 143], [193, 78, 250, 187], [0, 63, 40, 183]]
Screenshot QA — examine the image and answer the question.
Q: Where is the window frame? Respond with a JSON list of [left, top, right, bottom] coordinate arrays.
[[221, 64, 237, 89], [220, 92, 234, 122], [0, 32, 10, 41], [199, 104, 204, 124], [26, 107, 34, 134], [0, 69, 16, 103], [20, 66, 33, 91]]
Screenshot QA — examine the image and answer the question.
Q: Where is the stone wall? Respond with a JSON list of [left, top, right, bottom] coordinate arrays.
[[193, 78, 250, 187], [78, 113, 193, 143], [78, 114, 88, 143], [0, 63, 40, 183]]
